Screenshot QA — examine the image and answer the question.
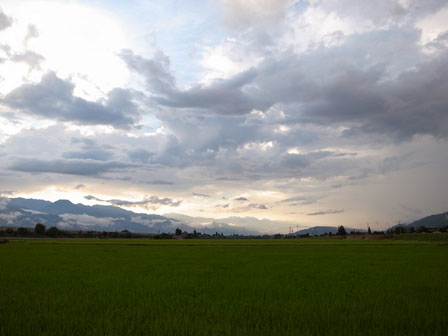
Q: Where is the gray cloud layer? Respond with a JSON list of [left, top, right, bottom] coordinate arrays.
[[9, 158, 134, 176], [0, 9, 12, 31], [118, 10, 448, 141], [3, 72, 140, 129], [307, 210, 344, 216], [85, 194, 181, 209]]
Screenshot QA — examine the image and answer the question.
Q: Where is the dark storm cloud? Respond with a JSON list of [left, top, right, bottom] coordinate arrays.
[[156, 113, 255, 156], [294, 50, 448, 140], [248, 203, 268, 210], [377, 152, 423, 175], [307, 210, 344, 216], [281, 196, 308, 203], [148, 180, 174, 185], [120, 49, 366, 178], [280, 196, 318, 205], [127, 149, 155, 164], [120, 50, 266, 115], [216, 177, 241, 181], [0, 9, 12, 31], [3, 72, 140, 128], [63, 138, 116, 161], [119, 49, 175, 95], [215, 203, 229, 208], [71, 137, 97, 147], [85, 195, 181, 208], [280, 151, 333, 169], [9, 158, 134, 176], [61, 149, 114, 161], [158, 69, 266, 115], [121, 49, 266, 114], [84, 195, 102, 201], [122, 20, 448, 140], [193, 192, 211, 197]]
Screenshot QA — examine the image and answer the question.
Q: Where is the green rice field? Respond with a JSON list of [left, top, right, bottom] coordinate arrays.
[[1, 238, 447, 335]]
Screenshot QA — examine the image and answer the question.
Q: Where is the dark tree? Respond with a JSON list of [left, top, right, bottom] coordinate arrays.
[[17, 227, 29, 237], [368, 226, 372, 235], [46, 226, 61, 237], [394, 225, 406, 234], [34, 223, 46, 236], [336, 225, 347, 236], [175, 228, 182, 236], [409, 226, 415, 233], [417, 226, 426, 233]]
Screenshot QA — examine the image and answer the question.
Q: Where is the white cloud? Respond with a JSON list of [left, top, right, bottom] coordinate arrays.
[[59, 214, 121, 228], [0, 211, 22, 225], [0, 1, 130, 99], [416, 6, 448, 49]]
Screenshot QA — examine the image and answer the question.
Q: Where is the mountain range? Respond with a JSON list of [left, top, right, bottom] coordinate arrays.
[[0, 197, 270, 235], [296, 212, 448, 236], [295, 226, 365, 236], [397, 212, 448, 229], [1, 196, 446, 235], [163, 213, 302, 235], [407, 212, 448, 228]]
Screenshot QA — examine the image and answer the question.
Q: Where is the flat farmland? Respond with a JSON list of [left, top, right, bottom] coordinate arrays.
[[1, 239, 447, 335]]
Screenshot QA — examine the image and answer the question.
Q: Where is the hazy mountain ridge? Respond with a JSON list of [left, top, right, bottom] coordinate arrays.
[[298, 211, 448, 235], [405, 212, 448, 229], [164, 213, 303, 234], [2, 197, 446, 235], [295, 226, 365, 236], [0, 197, 261, 234], [0, 197, 175, 233]]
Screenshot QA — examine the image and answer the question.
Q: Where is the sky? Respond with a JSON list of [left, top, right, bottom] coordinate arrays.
[[0, 0, 448, 233]]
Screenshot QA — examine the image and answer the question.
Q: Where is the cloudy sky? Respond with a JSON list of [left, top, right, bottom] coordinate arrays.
[[1, 0, 447, 233]]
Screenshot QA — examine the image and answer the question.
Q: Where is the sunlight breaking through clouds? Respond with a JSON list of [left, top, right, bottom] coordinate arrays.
[[1, 1, 448, 232]]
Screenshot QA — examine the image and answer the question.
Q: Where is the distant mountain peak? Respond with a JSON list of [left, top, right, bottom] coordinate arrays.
[[406, 211, 448, 229], [53, 199, 74, 205]]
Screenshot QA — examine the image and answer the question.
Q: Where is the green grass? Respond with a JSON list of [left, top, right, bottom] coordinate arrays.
[[1, 239, 447, 335]]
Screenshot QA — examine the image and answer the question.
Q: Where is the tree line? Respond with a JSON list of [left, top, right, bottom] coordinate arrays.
[[1, 223, 447, 239], [0, 224, 224, 239]]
